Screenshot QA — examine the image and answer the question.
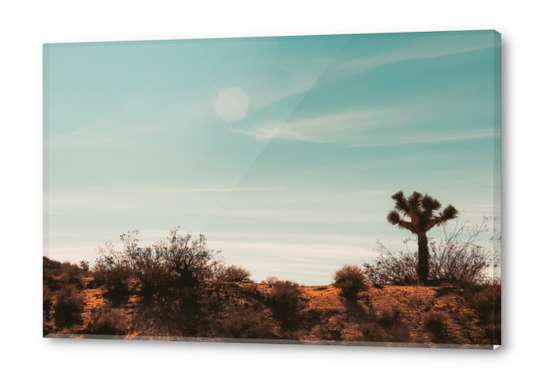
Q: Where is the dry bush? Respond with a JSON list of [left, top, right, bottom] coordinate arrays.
[[310, 310, 410, 343], [213, 306, 277, 339], [79, 260, 90, 273], [309, 314, 349, 341], [460, 279, 501, 345], [59, 263, 84, 288], [87, 309, 126, 335], [428, 219, 500, 285], [93, 264, 131, 297], [377, 307, 411, 342], [364, 217, 500, 286], [43, 284, 53, 313], [215, 264, 253, 283], [268, 280, 303, 303], [332, 265, 367, 299], [124, 244, 172, 293], [43, 256, 62, 291], [54, 283, 84, 326], [196, 288, 225, 315], [261, 276, 279, 285], [343, 322, 388, 342], [160, 229, 221, 287], [43, 256, 61, 273], [363, 245, 419, 286], [311, 314, 387, 342], [266, 280, 304, 329], [95, 235, 162, 294], [95, 228, 222, 293], [423, 311, 451, 343]]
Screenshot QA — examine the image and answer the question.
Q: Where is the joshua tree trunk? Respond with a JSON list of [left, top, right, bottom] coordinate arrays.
[[417, 232, 429, 284]]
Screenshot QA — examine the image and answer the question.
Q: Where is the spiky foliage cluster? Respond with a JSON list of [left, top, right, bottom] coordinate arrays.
[[387, 191, 458, 233]]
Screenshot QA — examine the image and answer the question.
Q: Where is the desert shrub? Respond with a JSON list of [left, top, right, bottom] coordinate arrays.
[[54, 283, 84, 326], [95, 228, 222, 292], [59, 262, 84, 288], [364, 217, 500, 286], [159, 229, 222, 287], [363, 243, 419, 286], [423, 311, 451, 343], [344, 323, 388, 342], [196, 288, 225, 315], [428, 218, 500, 285], [96, 234, 170, 294], [94, 267, 131, 296], [268, 280, 303, 303], [124, 243, 172, 293], [310, 314, 349, 341], [87, 309, 126, 335], [43, 256, 61, 271], [332, 265, 367, 299], [94, 243, 132, 296], [460, 280, 501, 345], [266, 280, 304, 328], [43, 256, 62, 290], [261, 276, 279, 285], [96, 233, 165, 293], [377, 307, 411, 342], [314, 314, 388, 342], [213, 306, 277, 339], [43, 284, 53, 313], [242, 282, 259, 294], [319, 309, 410, 343], [215, 264, 253, 283], [79, 260, 89, 273]]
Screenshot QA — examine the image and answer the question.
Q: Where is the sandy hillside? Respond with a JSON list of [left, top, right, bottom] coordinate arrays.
[[44, 275, 494, 348]]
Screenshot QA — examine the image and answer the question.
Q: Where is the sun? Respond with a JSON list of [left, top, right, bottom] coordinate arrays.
[[215, 87, 250, 122]]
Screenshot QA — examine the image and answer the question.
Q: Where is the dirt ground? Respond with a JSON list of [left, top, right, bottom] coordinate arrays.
[[44, 276, 494, 348]]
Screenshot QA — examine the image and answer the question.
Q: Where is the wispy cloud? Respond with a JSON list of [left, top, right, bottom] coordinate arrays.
[[232, 103, 495, 146], [51, 186, 278, 195], [332, 33, 495, 78], [246, 53, 345, 110], [351, 130, 496, 148], [243, 34, 495, 112], [231, 106, 422, 143], [46, 189, 383, 223], [47, 92, 216, 149], [249, 74, 320, 110], [208, 240, 375, 260], [208, 209, 383, 223], [45, 186, 278, 214]]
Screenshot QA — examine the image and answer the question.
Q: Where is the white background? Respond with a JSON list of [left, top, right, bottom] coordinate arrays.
[[0, 0, 539, 378]]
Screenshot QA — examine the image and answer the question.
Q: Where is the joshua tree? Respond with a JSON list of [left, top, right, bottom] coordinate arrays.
[[386, 191, 458, 284]]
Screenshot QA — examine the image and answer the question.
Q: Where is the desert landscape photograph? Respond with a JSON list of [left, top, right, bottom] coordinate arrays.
[[43, 30, 501, 348]]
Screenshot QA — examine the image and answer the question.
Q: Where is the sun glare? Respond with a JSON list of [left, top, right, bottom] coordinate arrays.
[[215, 87, 250, 122]]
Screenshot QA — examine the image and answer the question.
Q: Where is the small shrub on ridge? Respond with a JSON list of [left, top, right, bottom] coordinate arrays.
[[261, 276, 279, 285], [215, 264, 253, 283], [332, 265, 367, 299]]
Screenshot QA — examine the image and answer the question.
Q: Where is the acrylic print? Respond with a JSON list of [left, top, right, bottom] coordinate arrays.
[[43, 30, 501, 349]]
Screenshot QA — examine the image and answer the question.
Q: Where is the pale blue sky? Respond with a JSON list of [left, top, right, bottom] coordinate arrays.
[[44, 30, 501, 285]]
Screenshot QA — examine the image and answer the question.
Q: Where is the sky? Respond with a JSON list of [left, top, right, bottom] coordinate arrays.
[[43, 30, 501, 285]]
